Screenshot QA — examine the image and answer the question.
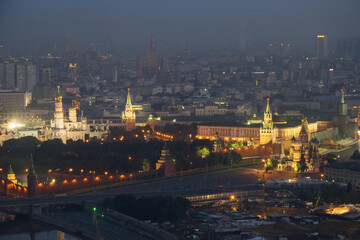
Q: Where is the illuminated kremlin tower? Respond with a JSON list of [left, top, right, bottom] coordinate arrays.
[[122, 88, 136, 130], [54, 86, 66, 142], [7, 164, 17, 185], [260, 98, 276, 145], [333, 89, 350, 139], [27, 154, 37, 198], [156, 143, 176, 177]]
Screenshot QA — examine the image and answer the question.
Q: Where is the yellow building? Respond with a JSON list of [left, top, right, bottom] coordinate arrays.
[[196, 99, 333, 145]]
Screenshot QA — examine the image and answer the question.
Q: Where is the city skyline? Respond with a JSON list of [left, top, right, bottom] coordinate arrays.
[[0, 0, 360, 56]]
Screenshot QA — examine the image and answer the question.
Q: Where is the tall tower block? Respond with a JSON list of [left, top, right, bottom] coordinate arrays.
[[260, 98, 276, 145], [316, 35, 328, 59], [122, 88, 136, 130], [147, 33, 157, 68]]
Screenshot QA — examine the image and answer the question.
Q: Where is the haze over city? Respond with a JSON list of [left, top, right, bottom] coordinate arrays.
[[1, 0, 360, 56]]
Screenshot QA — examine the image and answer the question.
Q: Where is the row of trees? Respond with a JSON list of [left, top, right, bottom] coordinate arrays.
[[0, 136, 242, 174], [104, 194, 191, 222]]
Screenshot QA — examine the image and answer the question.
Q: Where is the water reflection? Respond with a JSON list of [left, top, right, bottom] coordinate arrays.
[[0, 212, 80, 240], [0, 231, 79, 240]]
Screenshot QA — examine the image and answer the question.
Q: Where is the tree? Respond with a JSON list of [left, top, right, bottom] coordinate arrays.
[[142, 159, 151, 171], [196, 147, 210, 159], [299, 155, 308, 172], [227, 141, 243, 149], [347, 182, 352, 193], [266, 157, 277, 169]]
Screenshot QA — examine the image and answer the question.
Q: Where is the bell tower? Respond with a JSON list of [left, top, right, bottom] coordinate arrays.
[[54, 86, 64, 129], [54, 86, 67, 143]]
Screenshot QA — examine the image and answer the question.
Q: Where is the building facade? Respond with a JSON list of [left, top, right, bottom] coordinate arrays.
[[324, 162, 360, 187]]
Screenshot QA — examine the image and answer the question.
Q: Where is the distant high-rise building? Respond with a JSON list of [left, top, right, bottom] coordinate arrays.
[[26, 63, 37, 91], [136, 55, 144, 78], [113, 68, 118, 83], [147, 33, 157, 68], [316, 35, 328, 59], [39, 67, 51, 85], [160, 55, 170, 81], [5, 62, 16, 89], [0, 62, 6, 89], [0, 62, 36, 91], [336, 37, 360, 59], [265, 43, 291, 58], [16, 64, 27, 91]]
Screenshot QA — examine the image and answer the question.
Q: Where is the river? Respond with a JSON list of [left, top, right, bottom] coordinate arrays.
[[0, 213, 81, 240]]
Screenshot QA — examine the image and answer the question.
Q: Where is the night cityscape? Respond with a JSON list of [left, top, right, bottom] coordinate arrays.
[[0, 1, 360, 239]]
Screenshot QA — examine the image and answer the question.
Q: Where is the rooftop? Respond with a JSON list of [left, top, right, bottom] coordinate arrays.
[[325, 162, 360, 171]]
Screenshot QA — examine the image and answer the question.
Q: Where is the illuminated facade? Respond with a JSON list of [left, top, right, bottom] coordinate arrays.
[[122, 88, 136, 130], [44, 87, 106, 143], [50, 87, 87, 143], [197, 92, 357, 145]]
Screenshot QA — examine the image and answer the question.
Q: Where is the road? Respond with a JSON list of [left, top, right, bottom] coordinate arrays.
[[82, 166, 268, 197], [46, 212, 150, 240]]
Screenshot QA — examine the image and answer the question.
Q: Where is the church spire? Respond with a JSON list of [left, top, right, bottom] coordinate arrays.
[[56, 86, 61, 97], [265, 98, 271, 113], [126, 88, 132, 106], [341, 89, 345, 104], [8, 164, 15, 175]]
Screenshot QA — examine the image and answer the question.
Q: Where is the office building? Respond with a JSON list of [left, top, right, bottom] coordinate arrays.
[[0, 91, 32, 111], [336, 37, 360, 59], [39, 67, 51, 85], [5, 63, 16, 89]]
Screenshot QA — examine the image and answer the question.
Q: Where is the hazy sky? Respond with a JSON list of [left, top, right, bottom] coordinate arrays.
[[0, 0, 359, 49]]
